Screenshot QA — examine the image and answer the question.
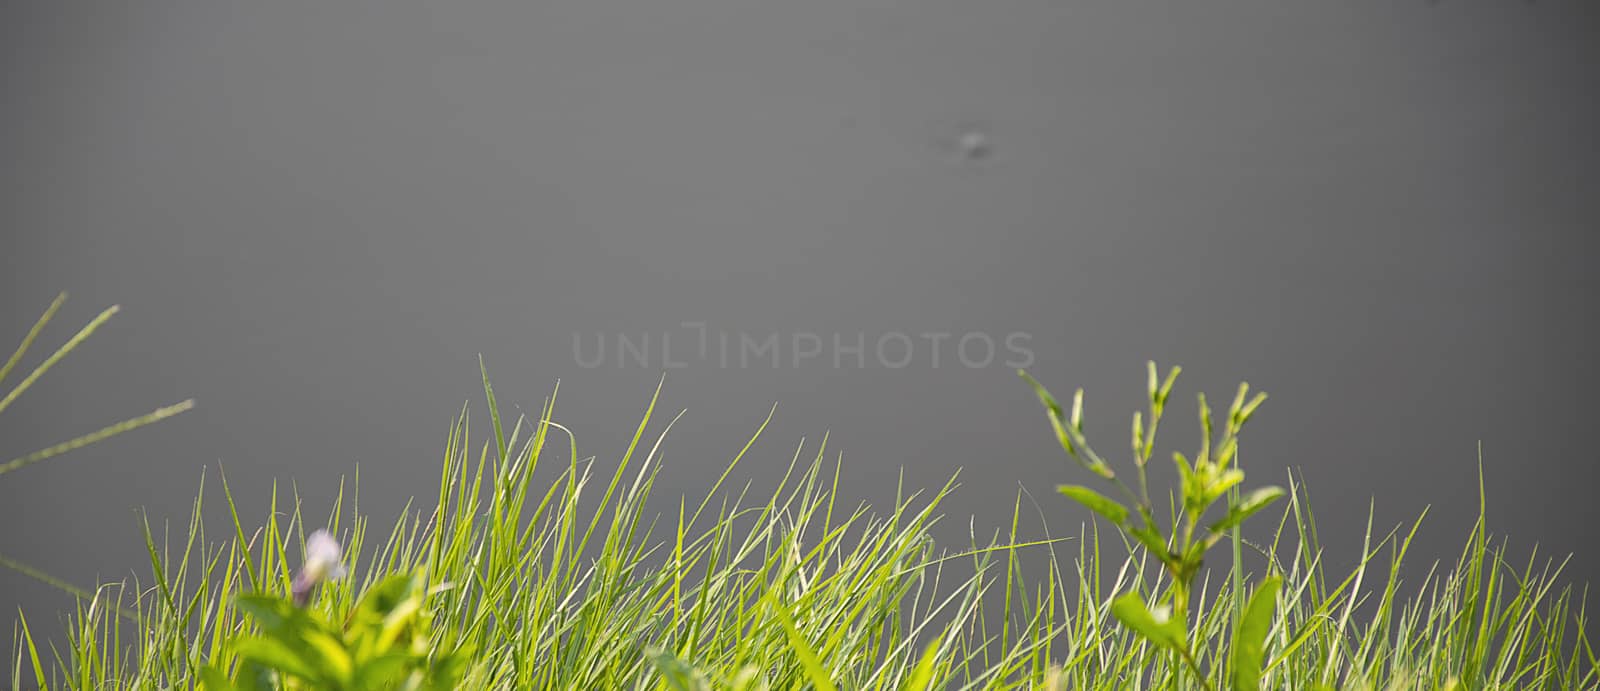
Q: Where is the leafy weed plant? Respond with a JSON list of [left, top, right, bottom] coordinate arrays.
[[1022, 364, 1286, 688]]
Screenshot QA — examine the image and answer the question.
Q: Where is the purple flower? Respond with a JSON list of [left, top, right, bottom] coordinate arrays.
[[291, 529, 347, 607]]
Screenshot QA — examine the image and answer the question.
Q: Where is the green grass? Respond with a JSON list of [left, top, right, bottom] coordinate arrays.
[[8, 360, 1597, 689], [0, 294, 194, 480], [1, 293, 193, 605]]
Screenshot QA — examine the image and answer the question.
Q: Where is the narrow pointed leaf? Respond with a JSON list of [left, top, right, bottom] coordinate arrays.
[[1211, 486, 1286, 533], [1110, 592, 1189, 654], [1231, 575, 1282, 691], [1057, 484, 1129, 527]]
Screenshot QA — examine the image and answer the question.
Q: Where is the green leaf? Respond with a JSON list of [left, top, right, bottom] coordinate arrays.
[[303, 629, 354, 684], [353, 574, 415, 622], [479, 355, 507, 462], [0, 293, 64, 389], [16, 610, 47, 690], [1214, 436, 1239, 470], [1206, 468, 1245, 504], [1021, 371, 1115, 478], [1228, 382, 1252, 426], [197, 665, 237, 691], [376, 591, 424, 651], [1231, 575, 1282, 691], [0, 399, 194, 478], [904, 640, 941, 690], [1019, 370, 1065, 421], [1131, 411, 1143, 459], [1146, 361, 1159, 402], [234, 660, 275, 691], [235, 595, 307, 638], [1210, 486, 1287, 534], [430, 644, 475, 689], [1110, 592, 1189, 654], [766, 592, 839, 691], [1020, 371, 1077, 456], [1057, 485, 1129, 527], [0, 302, 119, 417], [1238, 391, 1267, 426], [353, 652, 421, 689], [1173, 452, 1197, 502], [1128, 523, 1171, 560], [1157, 365, 1182, 407], [644, 646, 709, 691], [234, 636, 319, 682]]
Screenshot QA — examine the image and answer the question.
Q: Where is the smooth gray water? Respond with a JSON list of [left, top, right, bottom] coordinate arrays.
[[3, 0, 1596, 645]]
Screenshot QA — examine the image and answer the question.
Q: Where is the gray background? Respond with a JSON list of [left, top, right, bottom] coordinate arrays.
[[3, 0, 1596, 646]]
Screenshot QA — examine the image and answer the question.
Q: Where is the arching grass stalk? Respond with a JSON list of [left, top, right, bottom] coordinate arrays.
[[0, 293, 194, 607]]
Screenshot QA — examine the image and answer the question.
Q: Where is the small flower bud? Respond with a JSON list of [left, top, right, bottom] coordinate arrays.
[[291, 529, 346, 606]]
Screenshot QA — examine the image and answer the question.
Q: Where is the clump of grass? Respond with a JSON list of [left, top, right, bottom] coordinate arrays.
[[9, 361, 1596, 689]]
